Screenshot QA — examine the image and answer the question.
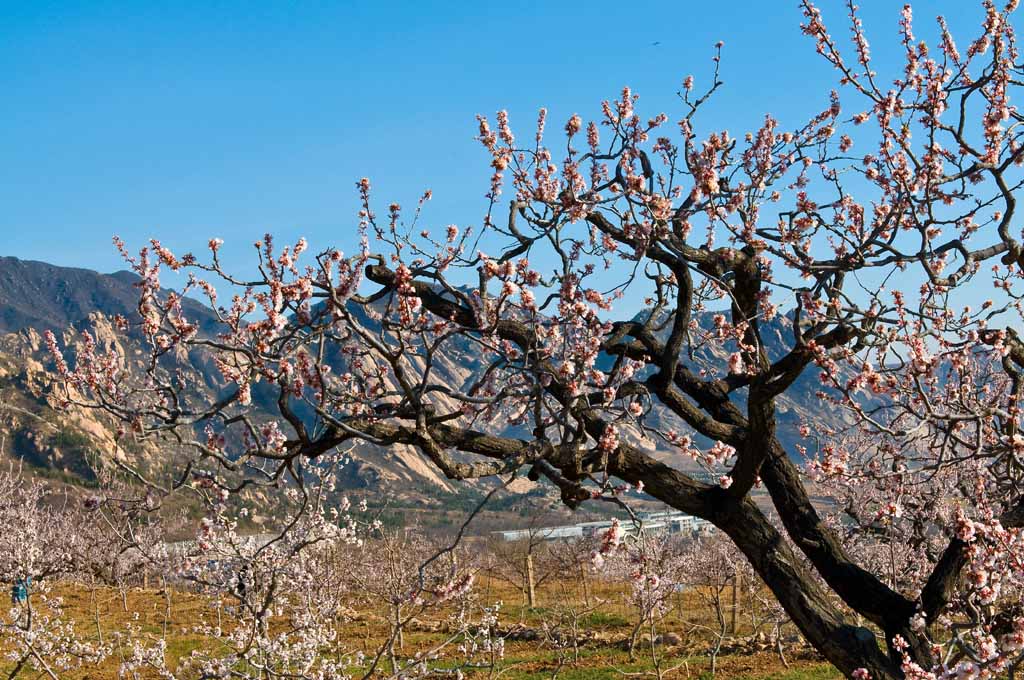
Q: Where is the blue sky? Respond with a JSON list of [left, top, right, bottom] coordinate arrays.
[[0, 1, 989, 279]]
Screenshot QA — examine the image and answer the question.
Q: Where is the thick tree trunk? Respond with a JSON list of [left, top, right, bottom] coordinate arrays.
[[606, 448, 902, 678], [716, 496, 901, 679]]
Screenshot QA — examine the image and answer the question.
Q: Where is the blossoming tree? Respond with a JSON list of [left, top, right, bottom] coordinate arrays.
[[48, 1, 1024, 677]]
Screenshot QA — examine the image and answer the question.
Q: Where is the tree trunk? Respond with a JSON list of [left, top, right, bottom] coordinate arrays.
[[610, 449, 905, 679], [579, 561, 590, 607], [525, 553, 537, 608], [730, 573, 740, 634], [716, 496, 901, 679]]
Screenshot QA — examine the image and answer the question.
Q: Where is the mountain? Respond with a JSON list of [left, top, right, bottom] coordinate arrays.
[[0, 256, 841, 497], [0, 256, 219, 335], [0, 256, 137, 334]]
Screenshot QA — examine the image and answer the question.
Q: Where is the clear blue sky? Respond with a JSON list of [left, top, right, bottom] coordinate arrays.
[[0, 1, 986, 278]]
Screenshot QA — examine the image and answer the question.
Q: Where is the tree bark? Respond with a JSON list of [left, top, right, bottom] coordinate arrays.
[[525, 553, 537, 608]]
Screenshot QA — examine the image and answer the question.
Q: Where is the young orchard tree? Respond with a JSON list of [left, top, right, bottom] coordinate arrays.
[[114, 457, 365, 679], [0, 469, 111, 677], [119, 456, 486, 679], [343, 525, 475, 676], [604, 530, 686, 670], [678, 531, 746, 676], [483, 506, 564, 608], [48, 1, 1024, 677]]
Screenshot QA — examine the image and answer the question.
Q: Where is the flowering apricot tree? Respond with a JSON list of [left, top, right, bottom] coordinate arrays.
[[47, 1, 1024, 677], [0, 469, 111, 677]]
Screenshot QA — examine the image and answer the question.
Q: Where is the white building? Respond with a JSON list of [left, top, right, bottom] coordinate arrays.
[[492, 511, 713, 543]]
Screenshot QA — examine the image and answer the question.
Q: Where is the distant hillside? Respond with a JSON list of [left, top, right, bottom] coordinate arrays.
[[0, 256, 218, 335], [0, 257, 141, 333]]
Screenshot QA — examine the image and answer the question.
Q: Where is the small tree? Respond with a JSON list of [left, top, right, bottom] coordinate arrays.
[[609, 530, 686, 671], [679, 531, 744, 675], [483, 507, 563, 608], [0, 468, 110, 677], [345, 525, 474, 675]]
